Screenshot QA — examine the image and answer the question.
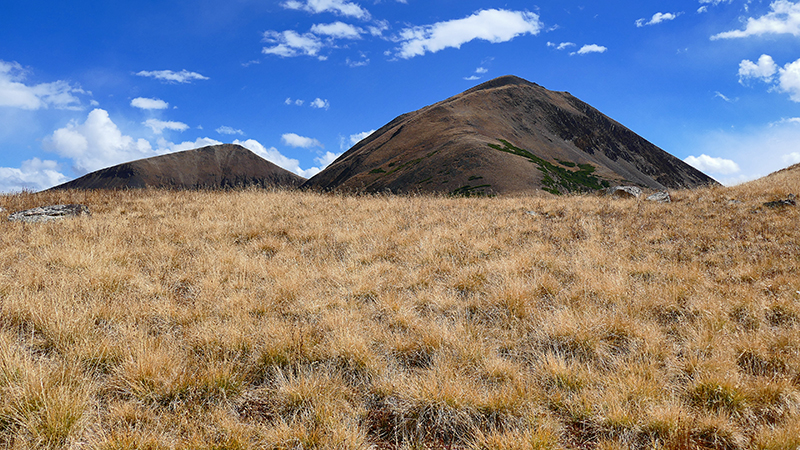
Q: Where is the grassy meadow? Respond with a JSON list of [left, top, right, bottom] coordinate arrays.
[[0, 169, 799, 449]]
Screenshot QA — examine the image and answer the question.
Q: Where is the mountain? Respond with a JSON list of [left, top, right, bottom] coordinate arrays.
[[49, 144, 305, 191], [303, 75, 717, 196]]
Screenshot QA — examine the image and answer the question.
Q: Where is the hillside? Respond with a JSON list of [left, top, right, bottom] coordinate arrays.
[[0, 166, 797, 449], [304, 75, 717, 195], [49, 144, 306, 190]]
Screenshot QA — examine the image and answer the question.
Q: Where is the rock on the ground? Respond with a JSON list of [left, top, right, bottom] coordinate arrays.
[[607, 186, 643, 199], [646, 191, 671, 203], [8, 204, 91, 223], [763, 194, 796, 208]]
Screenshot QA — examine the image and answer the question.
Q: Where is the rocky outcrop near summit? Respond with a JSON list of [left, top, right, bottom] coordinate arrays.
[[303, 75, 717, 196], [49, 144, 305, 191]]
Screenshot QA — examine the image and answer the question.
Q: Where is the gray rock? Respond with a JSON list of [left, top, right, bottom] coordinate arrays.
[[8, 204, 90, 223], [607, 186, 642, 199], [763, 194, 796, 208], [646, 191, 671, 203]]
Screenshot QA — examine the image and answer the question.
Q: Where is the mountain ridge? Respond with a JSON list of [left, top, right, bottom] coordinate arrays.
[[303, 75, 717, 195], [49, 144, 305, 191]]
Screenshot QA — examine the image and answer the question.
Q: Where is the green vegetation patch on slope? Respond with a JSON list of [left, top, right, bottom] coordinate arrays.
[[489, 139, 610, 195]]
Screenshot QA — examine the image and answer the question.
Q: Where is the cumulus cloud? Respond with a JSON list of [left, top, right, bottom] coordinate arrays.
[[131, 97, 169, 110], [37, 109, 329, 184], [739, 54, 800, 102], [263, 30, 324, 58], [144, 119, 189, 134], [310, 22, 363, 39], [0, 60, 85, 110], [636, 12, 682, 27], [572, 44, 608, 55], [684, 154, 741, 175], [216, 126, 245, 135], [394, 9, 542, 59], [282, 132, 324, 148], [45, 109, 156, 173], [688, 119, 800, 184], [135, 69, 209, 84], [739, 54, 778, 82], [346, 129, 375, 148], [232, 138, 332, 178], [712, 0, 800, 39], [0, 158, 68, 193], [310, 98, 330, 109], [281, 0, 370, 20]]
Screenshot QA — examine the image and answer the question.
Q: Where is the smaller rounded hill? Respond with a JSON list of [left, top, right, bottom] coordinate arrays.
[[49, 144, 306, 191]]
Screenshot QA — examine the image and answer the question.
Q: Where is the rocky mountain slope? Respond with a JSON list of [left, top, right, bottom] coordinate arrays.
[[303, 75, 717, 195]]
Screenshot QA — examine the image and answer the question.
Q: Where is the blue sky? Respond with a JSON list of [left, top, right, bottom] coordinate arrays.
[[1, 0, 799, 191]]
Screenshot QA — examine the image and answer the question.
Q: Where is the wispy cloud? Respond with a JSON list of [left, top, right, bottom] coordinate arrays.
[[310, 22, 363, 39], [135, 69, 209, 84], [281, 0, 371, 20], [131, 97, 169, 110], [0, 60, 86, 110], [394, 9, 542, 59], [144, 118, 189, 134], [263, 30, 324, 58], [282, 132, 324, 148], [547, 41, 576, 51], [216, 126, 245, 135], [636, 12, 683, 27], [571, 44, 608, 55]]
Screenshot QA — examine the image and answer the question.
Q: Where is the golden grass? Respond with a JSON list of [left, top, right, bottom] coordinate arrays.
[[0, 174, 798, 449]]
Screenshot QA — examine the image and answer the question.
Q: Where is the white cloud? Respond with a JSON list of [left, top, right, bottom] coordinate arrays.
[[0, 158, 68, 193], [135, 69, 209, 84], [310, 98, 330, 109], [394, 9, 542, 59], [144, 119, 189, 135], [784, 152, 800, 164], [155, 137, 223, 154], [263, 30, 324, 58], [315, 151, 341, 167], [0, 60, 85, 110], [476, 67, 488, 74], [712, 0, 800, 39], [348, 129, 374, 148], [636, 12, 682, 27], [689, 119, 800, 184], [233, 138, 327, 178], [130, 97, 169, 110], [464, 75, 481, 81], [684, 154, 741, 174], [281, 0, 370, 20], [45, 109, 156, 173], [714, 91, 736, 102], [282, 133, 324, 148], [572, 44, 608, 55], [738, 54, 778, 82], [739, 55, 800, 102], [310, 22, 363, 39], [216, 126, 245, 135], [548, 41, 576, 50]]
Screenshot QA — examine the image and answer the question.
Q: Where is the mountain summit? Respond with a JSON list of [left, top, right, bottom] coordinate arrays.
[[303, 75, 717, 195], [49, 144, 305, 191]]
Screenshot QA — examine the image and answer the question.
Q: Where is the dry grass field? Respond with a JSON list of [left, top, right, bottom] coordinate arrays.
[[0, 168, 798, 449]]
